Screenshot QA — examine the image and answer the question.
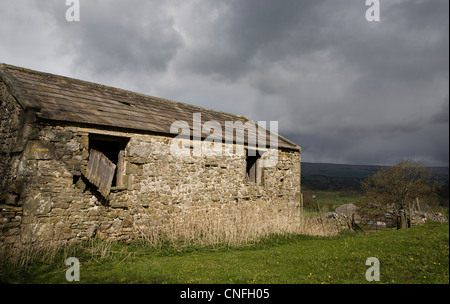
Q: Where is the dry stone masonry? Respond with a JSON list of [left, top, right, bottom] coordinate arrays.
[[0, 64, 302, 249]]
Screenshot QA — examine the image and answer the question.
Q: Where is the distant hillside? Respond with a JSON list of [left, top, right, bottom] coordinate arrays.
[[301, 162, 449, 191], [301, 162, 383, 179]]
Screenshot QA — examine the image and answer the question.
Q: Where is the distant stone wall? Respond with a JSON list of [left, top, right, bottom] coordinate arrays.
[[1, 115, 301, 248]]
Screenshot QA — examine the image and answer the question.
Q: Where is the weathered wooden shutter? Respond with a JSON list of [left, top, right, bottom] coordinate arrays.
[[86, 149, 116, 198]]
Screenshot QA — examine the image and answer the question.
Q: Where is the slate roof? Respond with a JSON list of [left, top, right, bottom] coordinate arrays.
[[0, 63, 299, 150]]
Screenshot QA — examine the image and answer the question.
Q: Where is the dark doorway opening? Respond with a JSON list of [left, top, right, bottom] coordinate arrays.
[[246, 149, 261, 183]]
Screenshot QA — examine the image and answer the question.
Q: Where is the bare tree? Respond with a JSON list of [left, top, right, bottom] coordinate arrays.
[[361, 160, 439, 229]]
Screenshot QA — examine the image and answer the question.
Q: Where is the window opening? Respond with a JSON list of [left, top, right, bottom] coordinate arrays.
[[246, 149, 261, 183], [86, 134, 129, 197]]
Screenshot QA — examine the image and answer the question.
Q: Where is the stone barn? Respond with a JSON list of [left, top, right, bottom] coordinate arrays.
[[0, 63, 301, 248]]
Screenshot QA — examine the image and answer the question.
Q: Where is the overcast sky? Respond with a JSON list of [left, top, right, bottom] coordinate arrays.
[[1, 0, 448, 166]]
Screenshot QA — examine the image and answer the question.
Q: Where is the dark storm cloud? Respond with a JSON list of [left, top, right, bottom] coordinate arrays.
[[36, 0, 183, 75], [430, 99, 450, 124], [1, 0, 448, 166], [179, 0, 448, 84], [178, 0, 327, 80], [229, 0, 449, 166]]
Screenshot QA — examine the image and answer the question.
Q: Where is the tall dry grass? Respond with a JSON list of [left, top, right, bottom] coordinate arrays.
[[1, 200, 336, 267], [130, 200, 336, 248], [0, 239, 61, 268], [0, 236, 122, 269]]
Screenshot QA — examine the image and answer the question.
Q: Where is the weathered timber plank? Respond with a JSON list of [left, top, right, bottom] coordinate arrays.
[[86, 149, 116, 198]]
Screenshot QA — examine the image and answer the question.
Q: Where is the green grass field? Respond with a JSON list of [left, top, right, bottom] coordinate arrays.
[[2, 221, 448, 284]]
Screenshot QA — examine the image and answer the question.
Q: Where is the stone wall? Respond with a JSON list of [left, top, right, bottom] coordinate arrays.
[[1, 111, 301, 248], [0, 82, 28, 247]]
